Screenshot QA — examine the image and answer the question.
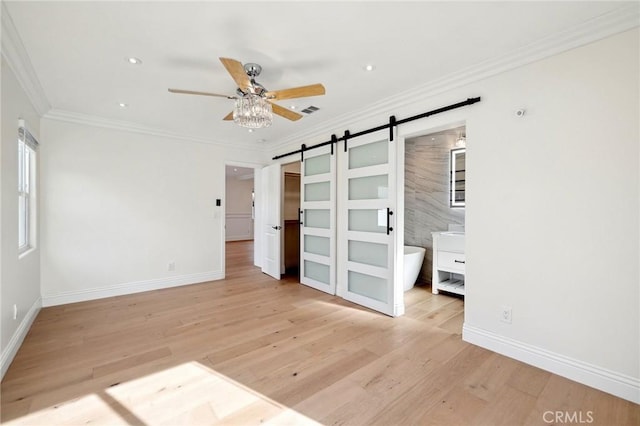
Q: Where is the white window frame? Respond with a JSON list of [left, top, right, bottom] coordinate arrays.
[[18, 122, 38, 255]]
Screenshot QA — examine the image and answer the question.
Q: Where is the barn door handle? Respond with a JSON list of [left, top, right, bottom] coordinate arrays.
[[387, 208, 394, 235], [299, 209, 304, 226]]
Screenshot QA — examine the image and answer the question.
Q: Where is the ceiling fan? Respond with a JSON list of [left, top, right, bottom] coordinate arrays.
[[168, 57, 326, 128]]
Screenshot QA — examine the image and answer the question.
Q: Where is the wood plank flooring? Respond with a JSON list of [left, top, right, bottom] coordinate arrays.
[[1, 241, 638, 425]]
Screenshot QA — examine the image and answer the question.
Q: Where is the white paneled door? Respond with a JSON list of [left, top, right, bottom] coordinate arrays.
[[338, 133, 398, 316], [261, 163, 282, 280], [299, 145, 336, 294]]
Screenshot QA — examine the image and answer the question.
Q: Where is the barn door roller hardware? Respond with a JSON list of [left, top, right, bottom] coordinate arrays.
[[272, 97, 481, 160]]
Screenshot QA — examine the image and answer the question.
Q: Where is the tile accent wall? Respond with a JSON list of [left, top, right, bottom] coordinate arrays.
[[405, 127, 465, 286]]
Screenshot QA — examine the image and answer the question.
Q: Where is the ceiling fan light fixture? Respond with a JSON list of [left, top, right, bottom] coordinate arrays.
[[233, 94, 273, 129]]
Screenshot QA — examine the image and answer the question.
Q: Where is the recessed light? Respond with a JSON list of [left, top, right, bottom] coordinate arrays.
[[290, 105, 296, 110], [364, 64, 375, 71], [248, 129, 254, 133], [126, 57, 142, 65], [119, 103, 128, 108]]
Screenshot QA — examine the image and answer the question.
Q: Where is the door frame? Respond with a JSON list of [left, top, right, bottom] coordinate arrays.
[[224, 161, 263, 275], [396, 118, 468, 308]]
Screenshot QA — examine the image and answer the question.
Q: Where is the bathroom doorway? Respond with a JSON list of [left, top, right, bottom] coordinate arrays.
[[403, 125, 466, 327]]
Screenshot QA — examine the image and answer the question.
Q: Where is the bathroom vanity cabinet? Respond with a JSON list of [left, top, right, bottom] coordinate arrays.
[[431, 231, 465, 296]]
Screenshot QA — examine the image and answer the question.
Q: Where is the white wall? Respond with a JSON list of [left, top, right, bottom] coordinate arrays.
[[267, 29, 639, 402], [1, 58, 42, 377], [225, 177, 254, 215], [464, 28, 639, 401], [39, 119, 265, 306], [225, 176, 254, 241]]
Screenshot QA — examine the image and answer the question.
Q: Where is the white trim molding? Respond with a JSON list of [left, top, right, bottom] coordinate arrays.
[[1, 2, 51, 115], [1, 297, 42, 380], [463, 324, 640, 404], [43, 109, 265, 151], [41, 271, 224, 307], [270, 4, 640, 152], [225, 213, 254, 242], [393, 302, 405, 318]]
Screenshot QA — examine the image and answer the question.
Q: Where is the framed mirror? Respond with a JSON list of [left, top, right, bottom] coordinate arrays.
[[450, 148, 466, 208]]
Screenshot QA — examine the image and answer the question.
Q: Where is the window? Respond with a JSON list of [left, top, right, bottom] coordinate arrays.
[[18, 123, 38, 254]]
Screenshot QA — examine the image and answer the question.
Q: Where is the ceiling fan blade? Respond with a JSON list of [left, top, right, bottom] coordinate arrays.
[[219, 57, 251, 91], [265, 84, 326, 101], [168, 88, 235, 99], [270, 102, 303, 121], [223, 111, 234, 121]]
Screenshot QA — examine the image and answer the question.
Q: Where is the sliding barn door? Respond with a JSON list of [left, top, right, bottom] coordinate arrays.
[[299, 145, 336, 294], [338, 133, 397, 315]]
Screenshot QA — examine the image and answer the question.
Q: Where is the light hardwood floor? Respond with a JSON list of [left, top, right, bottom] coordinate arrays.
[[1, 241, 638, 425]]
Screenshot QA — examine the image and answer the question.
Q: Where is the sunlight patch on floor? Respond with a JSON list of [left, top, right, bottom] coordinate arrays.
[[3, 393, 128, 425], [5, 362, 321, 425], [311, 299, 381, 318]]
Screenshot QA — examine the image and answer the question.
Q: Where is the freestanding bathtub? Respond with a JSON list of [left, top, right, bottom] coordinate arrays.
[[404, 246, 426, 291]]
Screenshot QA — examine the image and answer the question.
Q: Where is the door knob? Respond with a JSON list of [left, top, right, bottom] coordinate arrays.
[[272, 225, 282, 230]]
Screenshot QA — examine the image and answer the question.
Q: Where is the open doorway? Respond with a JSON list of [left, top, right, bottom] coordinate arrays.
[[224, 165, 255, 243], [282, 161, 301, 279], [405, 126, 466, 288], [404, 123, 467, 330]]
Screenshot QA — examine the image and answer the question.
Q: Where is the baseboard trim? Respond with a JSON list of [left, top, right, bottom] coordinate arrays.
[[1, 297, 41, 380], [463, 324, 640, 404], [42, 271, 224, 307], [225, 235, 253, 242]]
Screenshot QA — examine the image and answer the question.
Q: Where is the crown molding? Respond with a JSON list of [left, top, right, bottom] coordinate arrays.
[[4, 2, 637, 153], [1, 2, 51, 116], [269, 3, 640, 154], [43, 108, 267, 150]]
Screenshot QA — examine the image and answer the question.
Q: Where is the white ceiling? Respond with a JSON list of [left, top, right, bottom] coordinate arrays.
[[3, 1, 634, 150], [225, 165, 254, 179]]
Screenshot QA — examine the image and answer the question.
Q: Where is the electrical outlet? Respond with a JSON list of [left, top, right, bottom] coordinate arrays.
[[168, 261, 175, 271], [501, 306, 512, 324], [13, 304, 18, 320]]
